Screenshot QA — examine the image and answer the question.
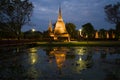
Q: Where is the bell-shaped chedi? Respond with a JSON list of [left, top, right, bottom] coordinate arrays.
[[47, 7, 70, 41], [54, 7, 68, 35], [48, 20, 53, 32]]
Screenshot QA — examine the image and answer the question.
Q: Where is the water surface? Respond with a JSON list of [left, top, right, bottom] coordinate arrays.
[[0, 46, 120, 80]]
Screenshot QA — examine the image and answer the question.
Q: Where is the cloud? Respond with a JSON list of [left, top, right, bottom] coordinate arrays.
[[24, 0, 120, 32]]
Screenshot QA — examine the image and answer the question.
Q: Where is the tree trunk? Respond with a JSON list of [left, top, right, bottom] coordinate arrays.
[[115, 22, 120, 39]]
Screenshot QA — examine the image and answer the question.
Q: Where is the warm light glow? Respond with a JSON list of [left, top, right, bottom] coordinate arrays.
[[32, 28, 35, 32], [78, 60, 87, 70], [53, 47, 67, 68], [79, 57, 82, 61], [55, 53, 66, 69], [106, 32, 109, 39], [31, 56, 36, 64], [112, 32, 115, 38], [76, 47, 86, 55], [76, 56, 87, 72], [47, 7, 70, 41], [30, 53, 37, 64], [95, 31, 99, 38], [54, 7, 67, 34], [29, 48, 38, 65], [30, 48, 37, 53], [48, 20, 53, 32], [79, 29, 82, 32], [79, 29, 82, 36]]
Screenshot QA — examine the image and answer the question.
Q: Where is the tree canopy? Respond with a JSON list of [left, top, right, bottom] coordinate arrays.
[[104, 2, 120, 38], [0, 0, 33, 39], [99, 29, 107, 39], [104, 2, 120, 24], [82, 23, 95, 38], [115, 22, 120, 38], [65, 23, 77, 39]]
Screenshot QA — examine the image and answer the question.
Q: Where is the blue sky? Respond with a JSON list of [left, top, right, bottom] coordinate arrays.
[[22, 0, 120, 32]]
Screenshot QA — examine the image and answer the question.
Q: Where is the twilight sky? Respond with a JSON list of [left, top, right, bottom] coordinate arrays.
[[22, 0, 120, 32]]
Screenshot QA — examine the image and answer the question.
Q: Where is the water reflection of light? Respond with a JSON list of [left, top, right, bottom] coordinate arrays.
[[54, 53, 66, 69], [53, 47, 67, 68], [79, 57, 82, 61], [29, 48, 38, 65], [30, 48, 37, 53], [75, 47, 87, 55], [31, 55, 36, 64], [27, 66, 39, 79], [76, 58, 87, 72]]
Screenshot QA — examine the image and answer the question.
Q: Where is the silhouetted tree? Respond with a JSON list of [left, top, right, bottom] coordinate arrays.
[[82, 23, 95, 39], [0, 0, 33, 39], [104, 2, 120, 38], [24, 30, 43, 39], [65, 23, 77, 39], [99, 29, 107, 39], [43, 30, 53, 41], [108, 28, 115, 39], [115, 22, 120, 38]]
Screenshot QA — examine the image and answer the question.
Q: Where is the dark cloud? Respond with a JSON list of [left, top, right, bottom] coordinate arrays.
[[22, 0, 119, 31]]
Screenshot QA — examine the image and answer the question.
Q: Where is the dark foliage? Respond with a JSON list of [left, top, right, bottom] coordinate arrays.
[[104, 2, 120, 38], [82, 23, 95, 38], [65, 23, 77, 39], [104, 2, 120, 24], [0, 0, 33, 39]]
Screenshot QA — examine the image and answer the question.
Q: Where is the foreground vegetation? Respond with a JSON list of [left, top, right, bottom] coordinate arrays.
[[34, 41, 120, 47], [1, 40, 120, 47]]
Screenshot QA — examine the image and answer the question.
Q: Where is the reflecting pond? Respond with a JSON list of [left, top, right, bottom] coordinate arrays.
[[0, 46, 120, 80]]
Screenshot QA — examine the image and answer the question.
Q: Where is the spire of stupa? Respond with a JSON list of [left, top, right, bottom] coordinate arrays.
[[48, 20, 52, 32], [57, 7, 63, 21]]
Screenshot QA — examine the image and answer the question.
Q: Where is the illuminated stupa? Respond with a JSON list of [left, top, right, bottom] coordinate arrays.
[[48, 20, 52, 33], [54, 7, 67, 34], [48, 7, 70, 41]]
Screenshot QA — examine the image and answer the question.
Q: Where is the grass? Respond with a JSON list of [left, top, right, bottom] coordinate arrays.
[[1, 40, 120, 47], [34, 41, 120, 47]]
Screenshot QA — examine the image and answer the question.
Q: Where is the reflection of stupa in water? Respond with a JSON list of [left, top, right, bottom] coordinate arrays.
[[47, 47, 67, 68], [54, 53, 66, 69], [48, 7, 70, 41], [53, 48, 66, 69]]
